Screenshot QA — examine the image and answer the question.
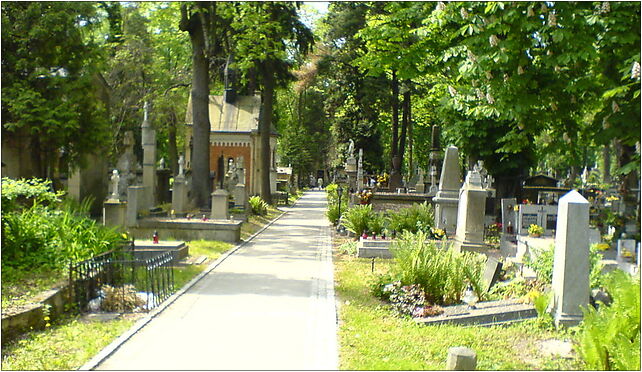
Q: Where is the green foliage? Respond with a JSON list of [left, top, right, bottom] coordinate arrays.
[[577, 270, 641, 370], [339, 240, 358, 256], [525, 244, 604, 288], [342, 204, 375, 237], [1, 178, 64, 212], [1, 2, 111, 176], [1, 195, 123, 274], [387, 231, 486, 305], [367, 211, 386, 235], [248, 195, 269, 216], [387, 202, 434, 234]]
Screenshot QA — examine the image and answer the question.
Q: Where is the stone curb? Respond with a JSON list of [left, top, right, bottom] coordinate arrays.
[[79, 208, 290, 371]]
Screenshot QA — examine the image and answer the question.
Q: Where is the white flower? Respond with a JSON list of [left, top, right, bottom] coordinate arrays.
[[518, 122, 525, 130], [527, 6, 535, 17], [489, 34, 499, 47], [467, 50, 477, 62], [476, 88, 484, 100], [486, 92, 495, 104], [612, 100, 620, 113], [436, 2, 446, 12], [601, 2, 610, 14], [460, 7, 469, 19], [517, 66, 525, 75], [448, 85, 457, 97], [631, 61, 640, 80], [485, 71, 493, 80], [548, 12, 557, 27]]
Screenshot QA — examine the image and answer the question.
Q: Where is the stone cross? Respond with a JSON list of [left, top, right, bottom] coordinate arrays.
[[551, 190, 590, 328]]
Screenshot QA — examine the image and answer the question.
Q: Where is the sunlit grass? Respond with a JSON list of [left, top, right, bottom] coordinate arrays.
[[1, 315, 137, 370], [334, 252, 583, 370], [240, 206, 283, 240]]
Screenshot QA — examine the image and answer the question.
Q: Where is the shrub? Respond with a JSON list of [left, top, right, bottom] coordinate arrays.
[[339, 240, 357, 255], [325, 183, 349, 224], [388, 231, 486, 305], [368, 211, 386, 235], [326, 203, 341, 225], [1, 177, 64, 213], [387, 202, 434, 234], [1, 197, 123, 274], [248, 195, 268, 216], [342, 204, 374, 237], [577, 271, 640, 370]]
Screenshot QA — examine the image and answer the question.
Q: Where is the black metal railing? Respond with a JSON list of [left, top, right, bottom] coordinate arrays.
[[69, 243, 175, 313]]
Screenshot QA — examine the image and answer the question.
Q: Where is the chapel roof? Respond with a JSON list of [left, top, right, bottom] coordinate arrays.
[[185, 94, 264, 133]]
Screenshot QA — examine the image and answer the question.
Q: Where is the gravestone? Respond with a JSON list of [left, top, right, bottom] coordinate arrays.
[[357, 148, 364, 190], [428, 165, 439, 196], [446, 347, 477, 370], [126, 185, 145, 227], [500, 198, 518, 257], [517, 205, 558, 236], [171, 155, 188, 217], [551, 190, 589, 328], [211, 189, 229, 220], [116, 131, 137, 199], [434, 146, 461, 234], [482, 257, 503, 292], [141, 102, 157, 210], [453, 168, 487, 253], [429, 125, 444, 182], [415, 169, 426, 193]]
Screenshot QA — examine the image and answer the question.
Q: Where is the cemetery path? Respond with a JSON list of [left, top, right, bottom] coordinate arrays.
[[92, 191, 337, 370]]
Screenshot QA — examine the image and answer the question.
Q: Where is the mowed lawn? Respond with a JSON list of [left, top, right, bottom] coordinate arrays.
[[333, 251, 583, 370]]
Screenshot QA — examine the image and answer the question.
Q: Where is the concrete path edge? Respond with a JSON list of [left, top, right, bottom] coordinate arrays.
[[79, 208, 291, 371]]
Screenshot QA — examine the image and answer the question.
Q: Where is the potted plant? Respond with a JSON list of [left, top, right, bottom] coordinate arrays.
[[528, 224, 544, 238]]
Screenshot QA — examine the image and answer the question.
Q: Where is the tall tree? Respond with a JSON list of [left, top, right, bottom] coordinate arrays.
[[230, 2, 313, 203], [1, 2, 109, 181], [179, 2, 215, 208]]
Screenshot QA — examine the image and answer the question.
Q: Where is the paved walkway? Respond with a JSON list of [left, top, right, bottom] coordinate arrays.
[[93, 191, 337, 370]]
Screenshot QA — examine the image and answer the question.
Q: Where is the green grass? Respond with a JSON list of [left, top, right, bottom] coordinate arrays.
[[1, 270, 66, 313], [334, 253, 583, 370], [174, 240, 234, 288], [1, 315, 137, 370], [241, 206, 283, 240]]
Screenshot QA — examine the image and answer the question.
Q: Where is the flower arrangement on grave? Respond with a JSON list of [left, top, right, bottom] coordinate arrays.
[[528, 224, 544, 237], [430, 227, 446, 240], [485, 222, 502, 245], [376, 173, 389, 187], [357, 189, 373, 204]]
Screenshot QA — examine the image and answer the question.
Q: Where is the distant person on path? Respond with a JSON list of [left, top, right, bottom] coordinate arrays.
[[317, 177, 323, 190]]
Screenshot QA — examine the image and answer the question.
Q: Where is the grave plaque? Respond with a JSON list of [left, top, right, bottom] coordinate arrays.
[[521, 213, 538, 230], [482, 258, 503, 292], [545, 213, 557, 231]]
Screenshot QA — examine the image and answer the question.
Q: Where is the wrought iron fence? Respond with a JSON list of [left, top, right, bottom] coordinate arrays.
[[69, 243, 175, 313]]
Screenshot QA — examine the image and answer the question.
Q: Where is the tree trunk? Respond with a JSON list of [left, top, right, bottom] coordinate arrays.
[[259, 60, 275, 204], [390, 70, 399, 168], [181, 5, 211, 208], [602, 142, 611, 184], [398, 86, 410, 175], [168, 108, 179, 176]]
